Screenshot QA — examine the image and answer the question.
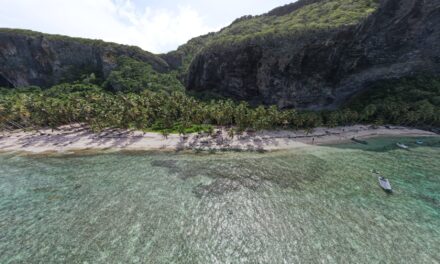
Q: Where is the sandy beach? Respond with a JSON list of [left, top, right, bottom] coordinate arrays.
[[0, 124, 437, 154]]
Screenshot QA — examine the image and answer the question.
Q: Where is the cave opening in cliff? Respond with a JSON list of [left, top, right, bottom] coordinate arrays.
[[0, 74, 14, 88]]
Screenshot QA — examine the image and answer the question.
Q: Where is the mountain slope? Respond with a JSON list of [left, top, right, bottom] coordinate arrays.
[[0, 28, 170, 88], [1, 0, 439, 112], [162, 0, 378, 74], [184, 0, 440, 109]]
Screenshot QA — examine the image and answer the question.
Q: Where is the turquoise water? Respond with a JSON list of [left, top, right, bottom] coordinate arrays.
[[0, 137, 439, 263]]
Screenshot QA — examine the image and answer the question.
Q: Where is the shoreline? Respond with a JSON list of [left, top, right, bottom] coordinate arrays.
[[0, 124, 437, 154]]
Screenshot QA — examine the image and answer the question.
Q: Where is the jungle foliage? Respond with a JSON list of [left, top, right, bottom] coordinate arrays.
[[1, 76, 439, 134], [172, 0, 379, 73], [104, 57, 184, 93]]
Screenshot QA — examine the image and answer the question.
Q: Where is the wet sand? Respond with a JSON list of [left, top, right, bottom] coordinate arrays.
[[0, 124, 437, 154]]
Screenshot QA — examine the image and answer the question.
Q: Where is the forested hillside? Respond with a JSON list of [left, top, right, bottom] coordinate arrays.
[[1, 0, 439, 133]]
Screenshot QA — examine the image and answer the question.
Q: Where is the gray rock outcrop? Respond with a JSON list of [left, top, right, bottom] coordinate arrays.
[[187, 0, 440, 109]]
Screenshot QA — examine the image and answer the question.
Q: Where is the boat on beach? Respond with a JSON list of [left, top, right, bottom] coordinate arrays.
[[396, 143, 409, 150]]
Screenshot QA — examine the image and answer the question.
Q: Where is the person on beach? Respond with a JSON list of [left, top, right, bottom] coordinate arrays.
[[312, 137, 315, 144]]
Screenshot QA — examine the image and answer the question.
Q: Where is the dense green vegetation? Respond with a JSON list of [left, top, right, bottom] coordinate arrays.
[[173, 0, 379, 72], [0, 28, 168, 75], [168, 33, 216, 73], [0, 84, 304, 133], [1, 1, 438, 134], [0, 28, 155, 57], [1, 76, 439, 134], [2, 0, 380, 76], [210, 0, 378, 45], [346, 76, 440, 127], [104, 57, 184, 93]]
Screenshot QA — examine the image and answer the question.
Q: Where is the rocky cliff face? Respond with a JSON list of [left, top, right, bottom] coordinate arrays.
[[187, 0, 440, 110], [1, 0, 439, 111], [0, 29, 169, 88]]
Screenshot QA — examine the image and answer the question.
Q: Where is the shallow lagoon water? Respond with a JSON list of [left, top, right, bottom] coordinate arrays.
[[0, 137, 439, 263]]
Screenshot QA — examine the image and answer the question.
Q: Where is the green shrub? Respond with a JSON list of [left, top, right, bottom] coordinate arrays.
[[104, 57, 184, 93], [1, 76, 439, 132]]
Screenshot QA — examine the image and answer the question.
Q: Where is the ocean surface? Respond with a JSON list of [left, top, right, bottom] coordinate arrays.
[[0, 137, 439, 263]]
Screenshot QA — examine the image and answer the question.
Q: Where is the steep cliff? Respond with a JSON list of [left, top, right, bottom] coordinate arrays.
[[185, 0, 440, 109], [1, 0, 439, 111], [0, 29, 169, 88]]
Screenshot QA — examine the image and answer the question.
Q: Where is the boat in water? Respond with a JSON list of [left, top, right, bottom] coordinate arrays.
[[351, 137, 368, 145], [372, 170, 393, 193], [378, 176, 393, 193], [416, 140, 424, 145], [396, 143, 409, 150]]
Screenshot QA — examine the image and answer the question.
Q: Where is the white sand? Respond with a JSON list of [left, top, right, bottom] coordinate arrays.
[[0, 124, 437, 154]]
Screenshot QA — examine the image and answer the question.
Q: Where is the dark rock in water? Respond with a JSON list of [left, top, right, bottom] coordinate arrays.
[[193, 178, 243, 198], [187, 0, 440, 110], [187, 154, 327, 198], [0, 29, 169, 88], [418, 194, 440, 208], [151, 159, 180, 172]]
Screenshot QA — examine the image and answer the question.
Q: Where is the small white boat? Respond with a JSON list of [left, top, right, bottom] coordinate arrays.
[[396, 143, 409, 149], [378, 176, 392, 193], [416, 140, 424, 145]]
